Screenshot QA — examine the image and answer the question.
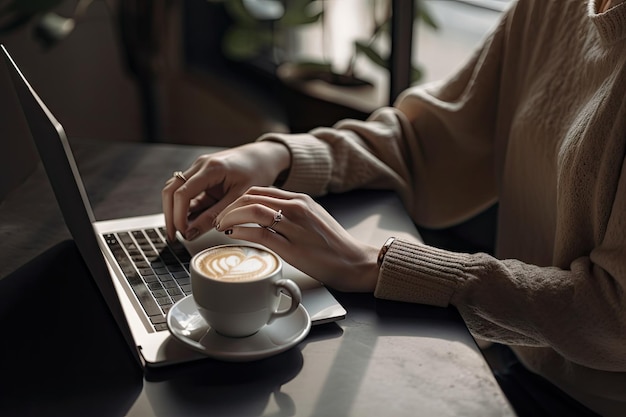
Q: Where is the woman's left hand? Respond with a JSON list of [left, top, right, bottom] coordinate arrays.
[[214, 186, 380, 292]]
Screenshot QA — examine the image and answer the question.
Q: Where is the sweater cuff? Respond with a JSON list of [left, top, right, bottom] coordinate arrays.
[[257, 133, 332, 196], [374, 239, 472, 307]]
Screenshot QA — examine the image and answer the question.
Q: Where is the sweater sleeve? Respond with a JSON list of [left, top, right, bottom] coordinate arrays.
[[376, 152, 626, 372], [257, 6, 513, 228], [379, 0, 626, 377], [258, 0, 626, 378], [376, 182, 626, 373]]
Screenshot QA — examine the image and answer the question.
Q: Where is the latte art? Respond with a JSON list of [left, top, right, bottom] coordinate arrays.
[[190, 244, 298, 338], [195, 246, 279, 281]]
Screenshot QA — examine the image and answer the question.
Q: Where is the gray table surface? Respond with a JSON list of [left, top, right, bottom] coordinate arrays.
[[0, 138, 514, 416]]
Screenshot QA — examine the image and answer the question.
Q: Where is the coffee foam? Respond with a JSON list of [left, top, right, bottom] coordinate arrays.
[[195, 246, 278, 282]]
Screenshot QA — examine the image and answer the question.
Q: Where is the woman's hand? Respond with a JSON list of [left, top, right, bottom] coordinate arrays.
[[214, 186, 380, 292], [162, 141, 290, 242]]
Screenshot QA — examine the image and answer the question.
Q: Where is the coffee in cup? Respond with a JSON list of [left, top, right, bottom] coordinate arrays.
[[191, 244, 302, 337]]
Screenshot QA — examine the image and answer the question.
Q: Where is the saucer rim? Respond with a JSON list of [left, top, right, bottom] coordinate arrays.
[[166, 294, 311, 361]]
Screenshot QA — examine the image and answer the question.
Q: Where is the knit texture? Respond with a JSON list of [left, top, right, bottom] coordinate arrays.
[[260, 1, 626, 414]]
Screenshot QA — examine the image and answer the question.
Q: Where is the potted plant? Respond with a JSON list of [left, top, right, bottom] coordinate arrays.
[[215, 0, 438, 87]]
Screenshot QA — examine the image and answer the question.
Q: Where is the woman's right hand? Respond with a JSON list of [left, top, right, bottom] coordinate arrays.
[[162, 141, 290, 242]]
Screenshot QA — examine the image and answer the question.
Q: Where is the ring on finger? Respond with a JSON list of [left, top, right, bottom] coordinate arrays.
[[173, 171, 187, 183], [261, 209, 282, 233]]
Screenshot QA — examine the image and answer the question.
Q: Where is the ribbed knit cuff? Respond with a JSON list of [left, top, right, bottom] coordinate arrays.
[[374, 239, 473, 307], [590, 0, 626, 44], [257, 133, 332, 196]]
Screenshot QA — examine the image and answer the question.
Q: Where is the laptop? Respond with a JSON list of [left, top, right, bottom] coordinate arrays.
[[2, 45, 421, 368]]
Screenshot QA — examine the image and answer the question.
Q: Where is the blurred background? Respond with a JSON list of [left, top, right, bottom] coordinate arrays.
[[0, 0, 510, 148]]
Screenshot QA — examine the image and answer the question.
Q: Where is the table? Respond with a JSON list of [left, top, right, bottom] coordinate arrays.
[[0, 138, 514, 417]]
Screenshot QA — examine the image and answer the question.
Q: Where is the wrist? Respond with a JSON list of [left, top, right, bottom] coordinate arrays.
[[363, 244, 381, 292], [262, 140, 291, 186]]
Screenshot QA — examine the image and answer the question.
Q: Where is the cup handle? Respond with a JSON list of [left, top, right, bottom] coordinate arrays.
[[268, 279, 302, 323]]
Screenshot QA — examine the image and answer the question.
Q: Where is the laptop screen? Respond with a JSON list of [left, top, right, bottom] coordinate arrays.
[[2, 44, 142, 366]]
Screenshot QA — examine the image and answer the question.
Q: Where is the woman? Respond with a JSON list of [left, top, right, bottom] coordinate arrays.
[[163, 0, 626, 415]]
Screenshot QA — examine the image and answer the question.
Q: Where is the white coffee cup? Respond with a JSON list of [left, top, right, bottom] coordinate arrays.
[[190, 244, 302, 338]]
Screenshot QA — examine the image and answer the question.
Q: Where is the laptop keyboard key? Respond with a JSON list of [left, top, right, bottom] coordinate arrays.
[[131, 284, 162, 317], [104, 228, 192, 331]]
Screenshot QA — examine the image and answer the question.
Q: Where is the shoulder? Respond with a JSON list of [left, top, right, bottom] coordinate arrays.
[[506, 0, 588, 27], [511, 0, 585, 13], [503, 0, 591, 50]]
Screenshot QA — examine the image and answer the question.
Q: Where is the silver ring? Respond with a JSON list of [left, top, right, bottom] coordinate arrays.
[[263, 209, 282, 233], [173, 171, 187, 183]]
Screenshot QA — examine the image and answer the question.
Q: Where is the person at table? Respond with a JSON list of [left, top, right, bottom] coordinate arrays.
[[162, 0, 626, 415]]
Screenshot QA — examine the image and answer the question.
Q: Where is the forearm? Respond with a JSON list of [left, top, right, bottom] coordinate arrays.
[[375, 239, 626, 370], [256, 107, 420, 205]]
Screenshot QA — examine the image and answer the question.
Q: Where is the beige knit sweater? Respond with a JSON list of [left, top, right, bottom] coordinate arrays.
[[260, 0, 626, 414]]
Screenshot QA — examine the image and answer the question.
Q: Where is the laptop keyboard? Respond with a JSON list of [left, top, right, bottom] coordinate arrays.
[[103, 227, 192, 331]]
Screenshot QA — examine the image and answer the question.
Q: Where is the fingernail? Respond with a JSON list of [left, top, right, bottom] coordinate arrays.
[[185, 228, 199, 241], [215, 223, 221, 231], [225, 229, 233, 235]]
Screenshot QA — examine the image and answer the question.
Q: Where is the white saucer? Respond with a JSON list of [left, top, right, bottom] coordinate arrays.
[[167, 295, 311, 362]]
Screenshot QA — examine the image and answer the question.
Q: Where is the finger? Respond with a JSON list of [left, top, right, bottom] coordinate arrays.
[[223, 224, 314, 285], [215, 193, 285, 229], [214, 185, 298, 219], [188, 191, 215, 216], [219, 202, 287, 232], [162, 170, 193, 241], [244, 186, 301, 200], [224, 223, 291, 253], [171, 168, 223, 239], [184, 186, 252, 240], [162, 185, 176, 241]]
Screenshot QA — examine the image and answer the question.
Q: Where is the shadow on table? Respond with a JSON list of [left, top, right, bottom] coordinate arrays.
[[0, 240, 143, 417], [144, 347, 304, 417], [143, 311, 344, 416]]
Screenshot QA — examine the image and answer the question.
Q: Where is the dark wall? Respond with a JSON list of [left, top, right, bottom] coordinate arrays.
[[0, 1, 143, 143]]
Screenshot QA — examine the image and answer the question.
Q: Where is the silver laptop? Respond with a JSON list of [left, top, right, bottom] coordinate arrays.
[[2, 45, 420, 368]]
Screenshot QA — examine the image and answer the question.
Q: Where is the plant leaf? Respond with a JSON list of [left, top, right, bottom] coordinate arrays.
[[416, 2, 439, 31], [289, 60, 333, 72], [279, 0, 322, 27], [354, 41, 388, 69], [242, 0, 284, 21], [410, 64, 423, 83], [0, 0, 66, 34], [222, 26, 273, 59], [355, 41, 424, 83]]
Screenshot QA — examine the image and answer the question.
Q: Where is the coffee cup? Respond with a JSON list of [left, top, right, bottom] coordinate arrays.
[[190, 244, 302, 338]]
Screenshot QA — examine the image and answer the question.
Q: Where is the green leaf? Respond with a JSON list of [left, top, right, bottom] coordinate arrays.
[[416, 3, 439, 31], [222, 26, 273, 60], [354, 41, 389, 69], [289, 60, 333, 72], [373, 20, 390, 38], [410, 65, 423, 83], [279, 9, 321, 27], [355, 41, 424, 83], [0, 0, 65, 34], [279, 0, 322, 27], [242, 0, 284, 21]]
